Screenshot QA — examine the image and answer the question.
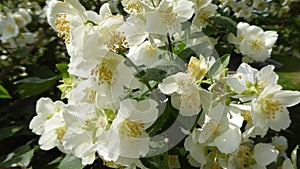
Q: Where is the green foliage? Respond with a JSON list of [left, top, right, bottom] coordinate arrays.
[[0, 84, 12, 99]]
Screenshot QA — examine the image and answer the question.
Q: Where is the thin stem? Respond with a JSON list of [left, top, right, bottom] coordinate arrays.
[[166, 33, 174, 60], [150, 0, 156, 7], [118, 50, 153, 91], [189, 108, 203, 133]]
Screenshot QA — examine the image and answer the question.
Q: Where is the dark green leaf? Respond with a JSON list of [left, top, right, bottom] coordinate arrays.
[[0, 126, 23, 142], [58, 154, 84, 169], [14, 76, 61, 98], [0, 144, 35, 167], [142, 68, 168, 82], [211, 16, 237, 34], [56, 63, 69, 78], [0, 85, 12, 99]]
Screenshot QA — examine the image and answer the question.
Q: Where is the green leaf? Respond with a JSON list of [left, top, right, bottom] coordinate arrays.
[[0, 144, 35, 167], [56, 63, 69, 78], [14, 75, 61, 98], [0, 85, 12, 99], [211, 16, 237, 34], [0, 126, 23, 142], [58, 154, 84, 169], [142, 68, 168, 82], [209, 54, 230, 79]]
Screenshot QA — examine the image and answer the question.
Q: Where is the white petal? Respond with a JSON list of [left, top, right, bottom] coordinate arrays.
[[212, 127, 241, 154], [269, 107, 291, 131], [273, 90, 300, 107], [159, 76, 179, 95], [252, 143, 279, 166]]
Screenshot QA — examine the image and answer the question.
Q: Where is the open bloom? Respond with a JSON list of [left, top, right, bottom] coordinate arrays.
[[145, 0, 194, 35], [62, 103, 108, 165], [251, 85, 300, 131], [97, 98, 158, 161], [127, 40, 163, 67], [228, 22, 278, 62], [29, 98, 67, 151], [227, 63, 278, 102], [159, 72, 212, 116], [0, 16, 19, 41], [231, 143, 279, 168]]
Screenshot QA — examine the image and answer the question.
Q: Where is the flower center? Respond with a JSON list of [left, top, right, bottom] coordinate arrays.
[[55, 14, 71, 44], [251, 38, 263, 50], [4, 24, 16, 34], [55, 125, 67, 144], [197, 10, 211, 22], [241, 110, 252, 122], [124, 0, 144, 15], [236, 145, 252, 167], [119, 119, 145, 138], [145, 44, 158, 58], [162, 12, 178, 31], [103, 160, 124, 168], [262, 98, 283, 119], [91, 58, 118, 86], [105, 31, 129, 52], [256, 80, 265, 93]]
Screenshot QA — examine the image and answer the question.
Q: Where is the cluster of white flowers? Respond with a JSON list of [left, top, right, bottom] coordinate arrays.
[[0, 4, 34, 48], [219, 0, 291, 19], [29, 0, 300, 168], [228, 22, 278, 62]]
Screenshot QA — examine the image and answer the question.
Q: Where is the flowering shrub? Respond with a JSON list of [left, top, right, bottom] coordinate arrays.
[[1, 0, 300, 169]]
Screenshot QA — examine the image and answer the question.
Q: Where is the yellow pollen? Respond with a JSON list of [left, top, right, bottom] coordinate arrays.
[[197, 10, 210, 22], [103, 160, 124, 169], [236, 145, 252, 167], [4, 24, 15, 33], [125, 1, 143, 15], [55, 125, 67, 144], [241, 110, 252, 122], [251, 38, 263, 49], [145, 44, 158, 57], [237, 33, 244, 42], [275, 144, 286, 153], [163, 13, 178, 30], [55, 14, 71, 44], [256, 81, 265, 93], [262, 98, 283, 119], [105, 31, 129, 52], [91, 58, 117, 86], [119, 119, 145, 138]]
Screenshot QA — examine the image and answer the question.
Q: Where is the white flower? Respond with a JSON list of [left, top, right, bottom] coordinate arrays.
[[127, 40, 163, 67], [227, 63, 278, 101], [0, 16, 19, 41], [145, 0, 194, 35], [240, 24, 278, 62], [62, 103, 108, 165], [200, 104, 242, 154], [193, 3, 217, 29], [184, 129, 207, 166], [228, 22, 278, 62], [13, 8, 32, 28], [159, 72, 212, 116], [29, 98, 67, 151], [97, 98, 158, 161], [251, 85, 300, 131], [271, 136, 288, 157], [228, 22, 250, 49]]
